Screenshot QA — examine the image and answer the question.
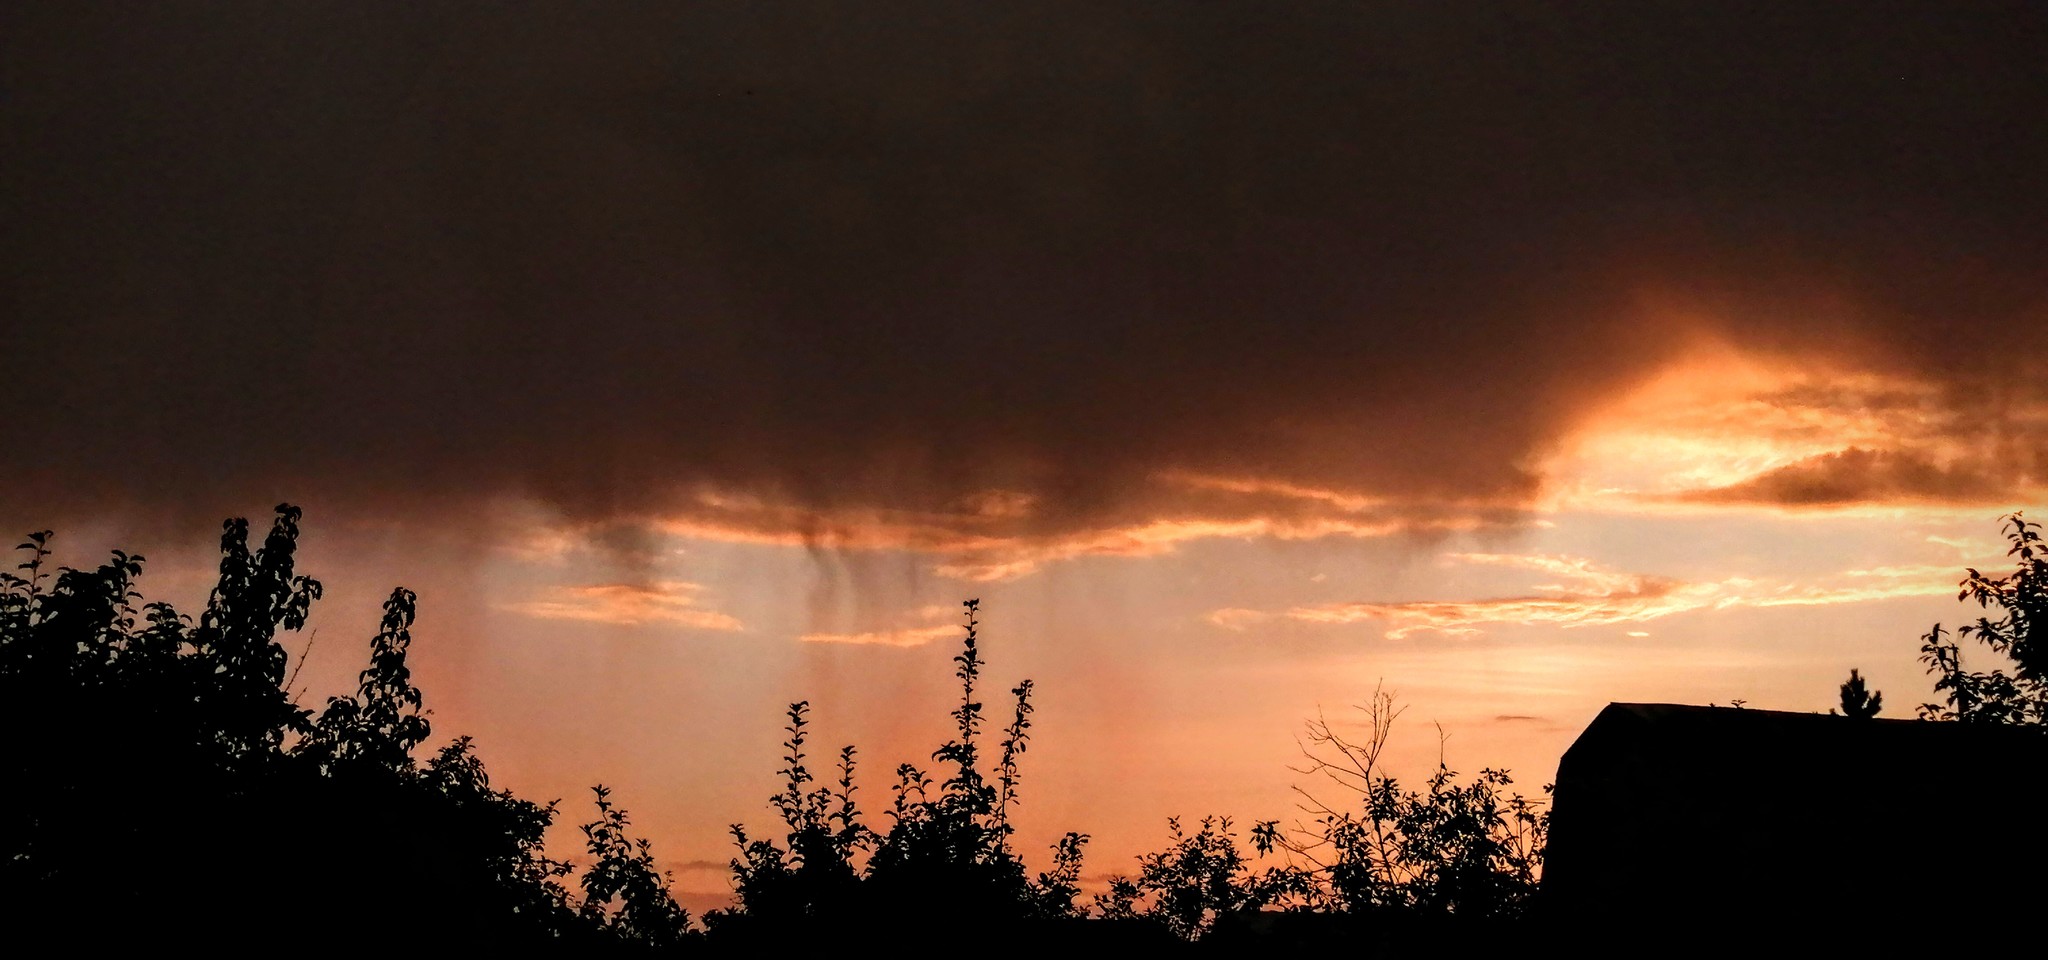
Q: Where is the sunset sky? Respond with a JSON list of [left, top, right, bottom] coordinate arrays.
[[6, 3, 2045, 910]]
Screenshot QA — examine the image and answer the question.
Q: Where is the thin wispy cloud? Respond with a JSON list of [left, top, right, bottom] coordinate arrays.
[[801, 603, 965, 647], [1211, 551, 1970, 640], [799, 624, 962, 648], [500, 581, 744, 631]]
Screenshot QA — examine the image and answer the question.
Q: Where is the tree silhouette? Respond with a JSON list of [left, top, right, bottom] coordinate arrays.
[[1831, 668, 1883, 718], [1094, 815, 1309, 940], [1269, 686, 1547, 923], [578, 785, 695, 949], [1918, 513, 2048, 725], [864, 600, 1042, 916], [420, 736, 576, 933], [720, 700, 867, 931], [297, 587, 431, 774], [5, 504, 1583, 947], [192, 507, 323, 765], [711, 599, 1091, 945], [0, 506, 676, 948]]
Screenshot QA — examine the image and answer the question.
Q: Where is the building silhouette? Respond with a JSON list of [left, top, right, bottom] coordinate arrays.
[[1545, 703, 2046, 936]]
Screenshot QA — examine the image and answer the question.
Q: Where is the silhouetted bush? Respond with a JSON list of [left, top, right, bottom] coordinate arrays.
[[1918, 513, 2048, 725], [1278, 688, 1546, 922], [579, 785, 696, 949], [1091, 686, 1547, 943], [1094, 814, 1310, 940], [0, 506, 677, 949], [2, 505, 1568, 949], [707, 600, 1091, 947], [1831, 668, 1883, 718]]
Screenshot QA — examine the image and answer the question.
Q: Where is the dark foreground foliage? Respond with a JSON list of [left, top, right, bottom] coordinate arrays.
[[0, 506, 677, 951], [709, 605, 1554, 948], [706, 600, 1106, 948], [1916, 513, 2048, 726], [14, 504, 2029, 947], [0, 505, 1558, 949], [0, 503, 1563, 951]]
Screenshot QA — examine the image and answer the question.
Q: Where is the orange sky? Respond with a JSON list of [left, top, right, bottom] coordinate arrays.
[[30, 340, 2039, 909], [7, 3, 2046, 914]]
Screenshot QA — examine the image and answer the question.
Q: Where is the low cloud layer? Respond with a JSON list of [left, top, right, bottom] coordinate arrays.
[[1212, 551, 1972, 640], [6, 4, 2044, 550], [795, 602, 969, 647], [1678, 448, 2022, 508], [637, 474, 1517, 581], [500, 581, 743, 631]]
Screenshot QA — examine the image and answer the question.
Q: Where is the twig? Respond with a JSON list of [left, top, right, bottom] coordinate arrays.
[[285, 627, 318, 704]]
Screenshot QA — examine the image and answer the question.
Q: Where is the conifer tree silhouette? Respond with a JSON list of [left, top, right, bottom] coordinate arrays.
[[1832, 669, 1883, 718]]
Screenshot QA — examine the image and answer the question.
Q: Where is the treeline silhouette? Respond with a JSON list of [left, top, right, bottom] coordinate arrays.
[[5, 504, 2039, 947], [1817, 512, 2048, 728], [1914, 513, 2048, 725], [0, 508, 604, 950]]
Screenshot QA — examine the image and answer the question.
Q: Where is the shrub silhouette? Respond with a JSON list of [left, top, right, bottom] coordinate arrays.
[[709, 599, 1091, 945], [0, 505, 676, 949], [720, 700, 867, 931], [1094, 814, 1310, 940], [1084, 687, 1546, 943], [1918, 512, 2048, 725], [579, 785, 695, 949], [295, 587, 431, 775], [1266, 688, 1547, 924], [3, 504, 1574, 948]]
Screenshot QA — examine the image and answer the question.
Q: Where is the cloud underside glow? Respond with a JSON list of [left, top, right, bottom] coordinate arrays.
[[489, 346, 2044, 646], [499, 581, 744, 630], [1208, 551, 1971, 640], [15, 5, 2048, 904], [798, 624, 961, 647], [1545, 351, 2047, 514], [501, 348, 2044, 590], [655, 503, 1507, 583]]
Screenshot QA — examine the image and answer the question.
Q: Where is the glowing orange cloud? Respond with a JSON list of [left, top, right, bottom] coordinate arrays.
[[488, 344, 2039, 601], [792, 603, 968, 647], [1152, 471, 1395, 513], [1211, 551, 1974, 640], [500, 581, 744, 630], [488, 344, 2048, 597], [799, 624, 962, 647], [1544, 343, 2048, 515], [580, 483, 1518, 582]]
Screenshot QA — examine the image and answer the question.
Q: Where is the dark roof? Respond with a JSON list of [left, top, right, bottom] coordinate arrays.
[[1544, 702, 2047, 930], [1561, 701, 2040, 769]]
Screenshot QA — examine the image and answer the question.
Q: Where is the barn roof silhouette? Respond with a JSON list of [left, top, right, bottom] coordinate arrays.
[[1544, 702, 2046, 933]]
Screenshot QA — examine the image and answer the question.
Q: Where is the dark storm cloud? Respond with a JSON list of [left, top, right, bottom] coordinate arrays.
[[6, 3, 2045, 537], [1678, 447, 2025, 508]]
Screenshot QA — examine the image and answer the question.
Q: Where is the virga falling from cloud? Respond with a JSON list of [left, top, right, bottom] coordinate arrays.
[[7, 5, 2045, 561]]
